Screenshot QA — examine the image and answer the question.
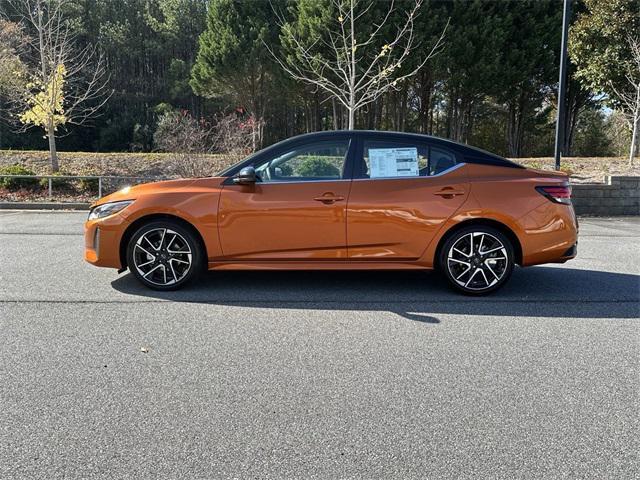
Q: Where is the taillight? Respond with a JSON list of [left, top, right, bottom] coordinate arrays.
[[536, 185, 572, 205]]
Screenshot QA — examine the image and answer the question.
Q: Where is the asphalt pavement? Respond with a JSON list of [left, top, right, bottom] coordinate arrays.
[[1, 211, 639, 479]]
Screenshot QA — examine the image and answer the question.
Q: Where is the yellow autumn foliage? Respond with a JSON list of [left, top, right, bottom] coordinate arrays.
[[20, 63, 67, 132]]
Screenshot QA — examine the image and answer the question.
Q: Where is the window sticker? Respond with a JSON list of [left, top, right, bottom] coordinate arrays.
[[369, 147, 419, 178]]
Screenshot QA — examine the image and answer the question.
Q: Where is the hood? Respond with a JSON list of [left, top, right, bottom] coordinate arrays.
[[91, 177, 225, 207]]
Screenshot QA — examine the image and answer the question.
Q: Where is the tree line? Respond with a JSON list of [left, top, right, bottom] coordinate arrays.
[[0, 0, 638, 165]]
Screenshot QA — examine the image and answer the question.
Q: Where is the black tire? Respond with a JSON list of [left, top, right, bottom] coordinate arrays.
[[126, 220, 204, 291], [439, 225, 514, 295]]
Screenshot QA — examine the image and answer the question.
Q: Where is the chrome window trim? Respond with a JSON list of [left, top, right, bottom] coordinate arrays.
[[353, 162, 466, 182], [250, 178, 352, 185]]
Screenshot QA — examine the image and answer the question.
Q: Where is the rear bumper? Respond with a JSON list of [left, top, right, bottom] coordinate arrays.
[[518, 203, 578, 266], [84, 213, 129, 269]]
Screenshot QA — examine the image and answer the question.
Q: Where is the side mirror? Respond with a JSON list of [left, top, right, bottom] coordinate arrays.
[[233, 166, 257, 185]]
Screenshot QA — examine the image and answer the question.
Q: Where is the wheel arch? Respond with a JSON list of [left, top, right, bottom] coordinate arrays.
[[433, 218, 523, 269], [119, 213, 208, 270]]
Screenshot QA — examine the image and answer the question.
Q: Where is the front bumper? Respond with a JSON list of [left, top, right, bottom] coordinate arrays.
[[84, 213, 129, 269]]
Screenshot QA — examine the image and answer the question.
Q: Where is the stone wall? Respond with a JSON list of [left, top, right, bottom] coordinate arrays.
[[572, 176, 639, 216]]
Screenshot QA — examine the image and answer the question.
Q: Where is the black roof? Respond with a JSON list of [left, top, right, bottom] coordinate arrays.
[[220, 130, 522, 176]]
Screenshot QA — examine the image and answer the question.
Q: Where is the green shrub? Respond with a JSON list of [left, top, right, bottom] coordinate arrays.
[[295, 157, 341, 177], [0, 164, 39, 190], [39, 172, 74, 191], [78, 177, 99, 193]]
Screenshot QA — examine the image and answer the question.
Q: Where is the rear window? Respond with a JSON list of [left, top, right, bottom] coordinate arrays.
[[359, 140, 457, 179]]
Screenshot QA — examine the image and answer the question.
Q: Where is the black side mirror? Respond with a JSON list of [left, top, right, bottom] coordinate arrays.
[[233, 166, 257, 185]]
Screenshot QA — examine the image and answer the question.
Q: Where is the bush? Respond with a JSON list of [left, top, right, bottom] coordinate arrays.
[[39, 172, 74, 191], [79, 177, 99, 193], [296, 157, 341, 177], [0, 164, 39, 190]]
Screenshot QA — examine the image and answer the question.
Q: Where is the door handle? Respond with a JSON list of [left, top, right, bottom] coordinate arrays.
[[314, 193, 345, 204], [434, 188, 465, 198]]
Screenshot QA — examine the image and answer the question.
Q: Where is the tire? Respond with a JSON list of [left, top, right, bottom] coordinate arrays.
[[439, 225, 514, 295], [126, 220, 203, 291]]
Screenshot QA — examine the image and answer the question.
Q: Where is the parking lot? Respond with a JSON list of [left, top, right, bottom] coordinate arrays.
[[1, 211, 638, 479]]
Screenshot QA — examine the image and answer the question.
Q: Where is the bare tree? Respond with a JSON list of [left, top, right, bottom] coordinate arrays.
[[7, 0, 111, 171], [271, 0, 447, 130], [610, 35, 640, 165]]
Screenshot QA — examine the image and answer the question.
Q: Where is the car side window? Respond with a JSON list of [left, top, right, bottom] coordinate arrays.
[[254, 140, 350, 183], [359, 140, 457, 179]]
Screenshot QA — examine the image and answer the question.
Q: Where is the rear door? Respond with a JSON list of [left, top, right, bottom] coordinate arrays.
[[347, 135, 469, 260]]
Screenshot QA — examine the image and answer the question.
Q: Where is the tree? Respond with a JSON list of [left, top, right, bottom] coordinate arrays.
[[0, 18, 29, 147], [0, 19, 28, 97], [191, 0, 281, 150], [8, 0, 111, 171], [609, 36, 640, 164], [275, 0, 447, 130], [570, 0, 640, 163]]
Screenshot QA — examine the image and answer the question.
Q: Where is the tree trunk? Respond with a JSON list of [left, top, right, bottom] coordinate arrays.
[[347, 104, 355, 130], [630, 113, 638, 165], [47, 123, 59, 173]]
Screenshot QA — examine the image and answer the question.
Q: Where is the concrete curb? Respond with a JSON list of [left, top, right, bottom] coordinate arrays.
[[0, 202, 90, 210]]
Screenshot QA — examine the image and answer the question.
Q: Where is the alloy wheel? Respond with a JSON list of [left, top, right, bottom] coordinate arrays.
[[446, 232, 509, 292], [132, 228, 192, 286]]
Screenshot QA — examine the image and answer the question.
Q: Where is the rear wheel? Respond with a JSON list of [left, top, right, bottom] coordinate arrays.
[[439, 226, 514, 295], [126, 220, 203, 291]]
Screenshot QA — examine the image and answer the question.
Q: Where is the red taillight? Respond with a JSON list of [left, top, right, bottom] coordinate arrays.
[[536, 185, 572, 204]]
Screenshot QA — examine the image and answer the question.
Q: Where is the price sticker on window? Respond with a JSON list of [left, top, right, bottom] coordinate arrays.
[[369, 147, 419, 178]]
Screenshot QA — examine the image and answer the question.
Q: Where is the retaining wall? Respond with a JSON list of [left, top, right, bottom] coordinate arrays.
[[572, 176, 639, 216]]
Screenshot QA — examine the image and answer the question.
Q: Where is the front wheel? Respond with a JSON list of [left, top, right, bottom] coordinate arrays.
[[439, 226, 514, 295], [126, 220, 203, 291]]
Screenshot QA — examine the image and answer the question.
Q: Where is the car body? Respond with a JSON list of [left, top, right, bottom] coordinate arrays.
[[84, 130, 578, 294]]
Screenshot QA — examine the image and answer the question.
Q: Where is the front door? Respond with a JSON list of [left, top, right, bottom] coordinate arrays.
[[218, 139, 352, 260], [347, 138, 469, 260]]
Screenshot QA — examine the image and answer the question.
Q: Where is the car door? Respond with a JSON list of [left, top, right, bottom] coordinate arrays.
[[218, 138, 353, 260], [347, 136, 469, 260]]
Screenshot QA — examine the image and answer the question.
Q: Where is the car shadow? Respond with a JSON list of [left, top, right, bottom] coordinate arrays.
[[111, 266, 640, 323]]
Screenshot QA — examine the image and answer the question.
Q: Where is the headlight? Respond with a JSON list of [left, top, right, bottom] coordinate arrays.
[[88, 200, 133, 220]]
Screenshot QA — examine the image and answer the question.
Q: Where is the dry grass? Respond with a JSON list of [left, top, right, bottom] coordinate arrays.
[[0, 150, 238, 178], [513, 157, 638, 183]]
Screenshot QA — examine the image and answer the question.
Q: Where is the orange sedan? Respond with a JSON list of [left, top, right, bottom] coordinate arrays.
[[84, 131, 577, 294]]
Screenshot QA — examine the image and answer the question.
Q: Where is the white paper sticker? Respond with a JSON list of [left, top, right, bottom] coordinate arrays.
[[369, 147, 419, 178]]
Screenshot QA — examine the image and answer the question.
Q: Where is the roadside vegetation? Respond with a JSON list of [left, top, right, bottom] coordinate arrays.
[[0, 0, 638, 176]]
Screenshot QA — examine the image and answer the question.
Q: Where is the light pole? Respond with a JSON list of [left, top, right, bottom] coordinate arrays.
[[554, 0, 572, 170]]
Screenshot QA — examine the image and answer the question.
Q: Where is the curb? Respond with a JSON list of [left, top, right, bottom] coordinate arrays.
[[0, 202, 91, 210]]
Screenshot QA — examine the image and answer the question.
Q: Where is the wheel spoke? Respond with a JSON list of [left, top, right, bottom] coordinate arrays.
[[479, 246, 504, 255], [169, 261, 178, 281], [455, 265, 471, 280], [143, 264, 162, 278], [485, 261, 501, 281], [464, 268, 481, 287], [170, 258, 190, 265], [158, 228, 167, 249], [453, 247, 470, 258], [143, 235, 159, 251], [449, 258, 470, 266], [468, 233, 474, 255], [478, 268, 490, 286], [135, 244, 156, 259]]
